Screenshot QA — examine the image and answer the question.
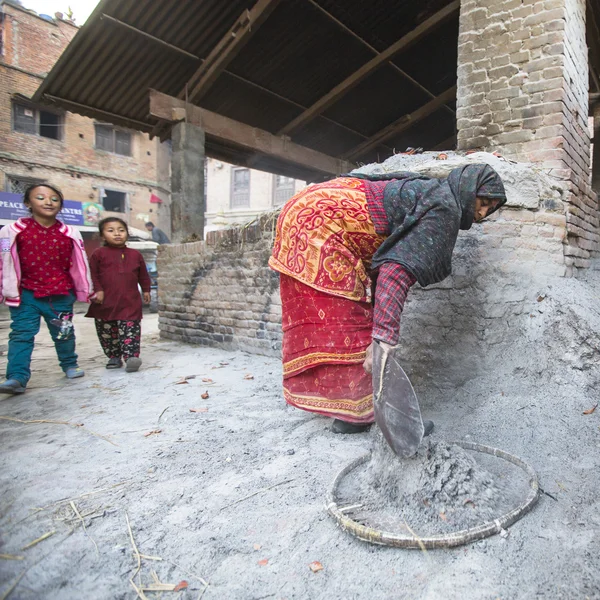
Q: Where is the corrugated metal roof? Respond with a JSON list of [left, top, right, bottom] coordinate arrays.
[[33, 0, 458, 180]]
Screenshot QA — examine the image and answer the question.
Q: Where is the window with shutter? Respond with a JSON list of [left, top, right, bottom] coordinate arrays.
[[115, 130, 132, 156], [95, 124, 113, 151], [231, 168, 250, 208], [13, 104, 37, 134], [273, 175, 295, 206]]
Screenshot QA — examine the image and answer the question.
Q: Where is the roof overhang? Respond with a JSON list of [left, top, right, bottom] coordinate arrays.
[[33, 0, 461, 181]]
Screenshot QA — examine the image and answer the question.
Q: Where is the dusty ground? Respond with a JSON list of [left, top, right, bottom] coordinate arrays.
[[0, 301, 599, 600]]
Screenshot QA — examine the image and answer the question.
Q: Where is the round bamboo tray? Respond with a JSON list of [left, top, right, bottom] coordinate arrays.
[[326, 440, 539, 549]]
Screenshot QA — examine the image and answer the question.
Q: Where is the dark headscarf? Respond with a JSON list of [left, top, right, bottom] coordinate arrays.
[[352, 164, 506, 287]]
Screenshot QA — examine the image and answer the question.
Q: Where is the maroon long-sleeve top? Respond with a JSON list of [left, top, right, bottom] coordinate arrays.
[[85, 246, 151, 321]]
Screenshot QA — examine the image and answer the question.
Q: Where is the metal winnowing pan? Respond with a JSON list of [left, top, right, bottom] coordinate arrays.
[[372, 341, 424, 458]]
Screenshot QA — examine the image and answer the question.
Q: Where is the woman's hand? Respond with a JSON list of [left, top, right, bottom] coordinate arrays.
[[143, 292, 151, 304], [363, 340, 397, 374], [94, 291, 104, 304]]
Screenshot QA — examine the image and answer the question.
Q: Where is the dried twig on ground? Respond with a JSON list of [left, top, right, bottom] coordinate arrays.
[[35, 481, 130, 513], [144, 429, 162, 437], [1, 529, 73, 599], [70, 501, 99, 557], [0, 554, 24, 561], [220, 479, 294, 511], [157, 406, 170, 424], [0, 416, 118, 447], [125, 512, 148, 599], [0, 570, 26, 600], [21, 530, 55, 550]]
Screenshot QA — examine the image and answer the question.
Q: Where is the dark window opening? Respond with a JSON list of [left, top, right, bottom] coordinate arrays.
[[95, 124, 132, 156], [103, 189, 127, 212], [39, 110, 61, 140]]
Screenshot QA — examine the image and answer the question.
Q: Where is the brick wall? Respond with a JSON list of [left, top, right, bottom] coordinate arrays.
[[0, 2, 170, 231], [157, 214, 282, 355], [456, 0, 599, 271], [0, 4, 77, 74]]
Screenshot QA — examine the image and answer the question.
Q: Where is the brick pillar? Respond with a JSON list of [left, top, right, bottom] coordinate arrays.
[[457, 0, 599, 270], [170, 122, 205, 243]]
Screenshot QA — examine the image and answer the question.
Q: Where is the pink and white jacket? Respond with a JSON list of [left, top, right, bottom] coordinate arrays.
[[0, 218, 94, 307]]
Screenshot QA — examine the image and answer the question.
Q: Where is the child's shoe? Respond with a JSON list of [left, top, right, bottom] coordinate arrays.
[[106, 357, 122, 369], [65, 367, 85, 379], [0, 379, 26, 394], [125, 357, 142, 373]]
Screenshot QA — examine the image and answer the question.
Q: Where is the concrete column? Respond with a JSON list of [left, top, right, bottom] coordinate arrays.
[[456, 0, 598, 269], [170, 122, 205, 243]]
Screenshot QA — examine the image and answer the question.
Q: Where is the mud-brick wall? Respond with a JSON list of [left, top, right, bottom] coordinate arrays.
[[157, 216, 282, 356]]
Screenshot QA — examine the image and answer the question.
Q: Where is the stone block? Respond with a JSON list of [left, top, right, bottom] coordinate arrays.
[[488, 87, 521, 101], [495, 130, 535, 144]]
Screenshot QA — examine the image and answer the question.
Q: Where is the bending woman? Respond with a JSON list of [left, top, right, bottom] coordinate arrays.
[[269, 164, 506, 433]]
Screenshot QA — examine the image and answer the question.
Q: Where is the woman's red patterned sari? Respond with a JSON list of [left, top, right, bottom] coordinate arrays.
[[269, 178, 385, 423]]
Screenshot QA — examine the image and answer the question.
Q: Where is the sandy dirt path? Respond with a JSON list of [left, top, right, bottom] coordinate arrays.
[[0, 307, 598, 599]]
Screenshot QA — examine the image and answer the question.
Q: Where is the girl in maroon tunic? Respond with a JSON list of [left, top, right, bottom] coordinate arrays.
[[86, 218, 151, 372]]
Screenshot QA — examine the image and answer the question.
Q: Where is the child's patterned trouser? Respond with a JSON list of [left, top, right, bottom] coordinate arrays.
[[94, 320, 141, 360]]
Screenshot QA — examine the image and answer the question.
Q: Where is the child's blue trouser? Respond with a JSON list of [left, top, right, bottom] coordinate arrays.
[[7, 289, 78, 386]]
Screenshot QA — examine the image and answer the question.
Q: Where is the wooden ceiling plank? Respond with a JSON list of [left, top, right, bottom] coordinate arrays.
[[278, 0, 460, 137], [181, 0, 281, 104], [100, 14, 199, 59], [344, 85, 457, 160], [149, 89, 351, 176], [305, 0, 455, 117]]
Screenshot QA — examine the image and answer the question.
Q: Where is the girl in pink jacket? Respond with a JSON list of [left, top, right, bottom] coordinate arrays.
[[0, 184, 94, 394]]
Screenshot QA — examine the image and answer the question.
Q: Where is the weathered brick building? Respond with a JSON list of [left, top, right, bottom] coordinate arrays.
[[0, 1, 170, 236]]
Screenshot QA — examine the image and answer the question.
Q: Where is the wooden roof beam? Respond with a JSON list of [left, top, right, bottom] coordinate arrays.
[[149, 89, 351, 176], [181, 0, 281, 104], [344, 85, 457, 160], [278, 0, 460, 137]]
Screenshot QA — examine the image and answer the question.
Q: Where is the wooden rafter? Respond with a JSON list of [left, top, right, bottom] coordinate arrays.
[[305, 0, 454, 117], [344, 86, 457, 160], [278, 0, 460, 137], [181, 0, 281, 104], [149, 89, 351, 176]]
